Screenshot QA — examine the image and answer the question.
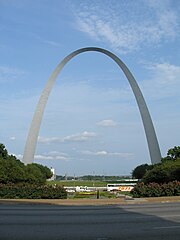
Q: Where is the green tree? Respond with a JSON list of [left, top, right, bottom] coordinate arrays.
[[0, 143, 53, 185], [167, 146, 180, 160], [132, 164, 153, 179], [31, 163, 52, 180], [0, 143, 8, 159], [162, 146, 180, 162], [142, 161, 180, 184], [25, 164, 46, 184], [0, 158, 26, 184], [0, 159, 8, 183]]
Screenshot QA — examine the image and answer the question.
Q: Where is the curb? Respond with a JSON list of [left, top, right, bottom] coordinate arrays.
[[0, 196, 180, 206]]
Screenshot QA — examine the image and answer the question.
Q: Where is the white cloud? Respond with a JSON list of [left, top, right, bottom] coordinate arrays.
[[34, 155, 54, 160], [14, 154, 23, 160], [0, 66, 26, 83], [34, 154, 68, 161], [142, 62, 180, 99], [31, 33, 62, 47], [97, 119, 118, 127], [148, 63, 180, 85], [10, 136, 16, 140], [63, 131, 97, 142], [74, 0, 179, 53], [13, 152, 69, 161], [47, 151, 68, 157], [81, 150, 134, 159], [38, 136, 60, 144], [96, 151, 108, 156], [43, 40, 61, 47], [38, 131, 97, 144]]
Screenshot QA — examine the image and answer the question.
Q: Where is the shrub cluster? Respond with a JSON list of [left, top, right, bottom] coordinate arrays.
[[131, 181, 180, 198], [0, 183, 67, 199]]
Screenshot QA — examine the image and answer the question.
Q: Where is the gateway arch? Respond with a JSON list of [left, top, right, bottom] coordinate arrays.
[[22, 47, 161, 165]]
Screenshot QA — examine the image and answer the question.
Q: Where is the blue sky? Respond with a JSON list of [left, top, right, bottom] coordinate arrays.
[[0, 0, 180, 176]]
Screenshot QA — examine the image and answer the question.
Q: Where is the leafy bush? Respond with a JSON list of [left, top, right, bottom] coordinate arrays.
[[0, 183, 67, 199], [131, 181, 180, 198], [142, 161, 180, 184]]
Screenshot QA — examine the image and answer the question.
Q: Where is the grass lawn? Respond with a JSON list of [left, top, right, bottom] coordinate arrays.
[[47, 180, 133, 199]]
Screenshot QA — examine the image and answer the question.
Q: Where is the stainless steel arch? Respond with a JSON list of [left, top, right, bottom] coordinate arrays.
[[22, 47, 161, 165]]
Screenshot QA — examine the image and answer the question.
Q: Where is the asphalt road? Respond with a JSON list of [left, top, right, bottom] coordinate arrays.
[[0, 202, 179, 240]]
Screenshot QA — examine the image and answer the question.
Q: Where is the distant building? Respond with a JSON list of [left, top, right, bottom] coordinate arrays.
[[48, 167, 56, 181]]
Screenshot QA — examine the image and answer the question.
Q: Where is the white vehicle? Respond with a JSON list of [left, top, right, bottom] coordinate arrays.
[[107, 179, 139, 192], [64, 187, 76, 193], [66, 189, 75, 193], [75, 186, 92, 192]]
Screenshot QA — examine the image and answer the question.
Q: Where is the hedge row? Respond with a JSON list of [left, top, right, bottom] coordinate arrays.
[[0, 184, 67, 199], [131, 181, 180, 198]]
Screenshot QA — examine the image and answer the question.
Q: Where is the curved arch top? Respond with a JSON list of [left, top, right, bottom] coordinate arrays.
[[22, 47, 161, 165]]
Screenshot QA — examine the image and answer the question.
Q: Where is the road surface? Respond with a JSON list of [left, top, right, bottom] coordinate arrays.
[[0, 202, 179, 240]]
